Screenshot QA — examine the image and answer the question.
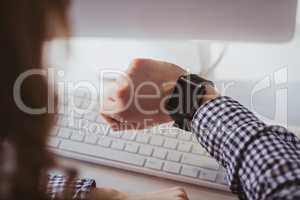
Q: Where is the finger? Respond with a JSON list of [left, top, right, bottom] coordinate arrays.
[[100, 114, 122, 131], [101, 114, 140, 131], [116, 121, 144, 131], [100, 114, 119, 124], [101, 95, 125, 115]]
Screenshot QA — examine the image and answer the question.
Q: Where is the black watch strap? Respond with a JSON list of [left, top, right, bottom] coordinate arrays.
[[165, 74, 214, 131]]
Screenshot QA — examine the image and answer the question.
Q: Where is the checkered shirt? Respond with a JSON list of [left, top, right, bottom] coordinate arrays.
[[47, 174, 96, 200], [191, 96, 300, 200]]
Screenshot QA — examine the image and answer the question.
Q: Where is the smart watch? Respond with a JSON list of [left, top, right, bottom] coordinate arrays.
[[165, 74, 214, 132]]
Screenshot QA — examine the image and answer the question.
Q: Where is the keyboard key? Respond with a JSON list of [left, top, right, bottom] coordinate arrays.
[[86, 123, 102, 135], [145, 128, 155, 134], [80, 99, 93, 110], [73, 89, 87, 98], [181, 165, 201, 178], [109, 131, 123, 138], [178, 142, 192, 152], [138, 145, 153, 156], [178, 133, 192, 141], [167, 151, 181, 162], [84, 112, 98, 122], [163, 139, 178, 149], [153, 148, 167, 159], [204, 151, 211, 157], [58, 128, 72, 139], [73, 96, 83, 107], [145, 158, 163, 170], [164, 162, 181, 174], [96, 115, 105, 123], [122, 131, 137, 141], [136, 134, 150, 144], [161, 129, 178, 138], [219, 167, 227, 173], [98, 124, 110, 136], [90, 104, 100, 112], [57, 115, 69, 127], [73, 112, 83, 119], [181, 154, 219, 170], [84, 135, 98, 144], [98, 137, 112, 147], [192, 145, 206, 155], [199, 169, 217, 182], [66, 117, 81, 129], [125, 142, 139, 153], [150, 136, 164, 146], [192, 135, 199, 143], [48, 137, 60, 148], [70, 132, 85, 142], [60, 140, 145, 166], [111, 140, 125, 150], [216, 173, 228, 185]]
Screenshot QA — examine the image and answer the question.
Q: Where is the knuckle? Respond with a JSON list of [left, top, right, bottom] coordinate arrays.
[[131, 58, 144, 66], [111, 114, 122, 121], [129, 58, 146, 72], [117, 87, 128, 99], [117, 85, 132, 100], [116, 113, 126, 121]]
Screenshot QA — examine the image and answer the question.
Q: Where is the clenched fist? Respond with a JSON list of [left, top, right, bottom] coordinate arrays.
[[100, 59, 187, 130]]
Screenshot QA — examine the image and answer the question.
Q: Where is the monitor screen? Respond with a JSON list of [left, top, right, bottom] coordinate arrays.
[[70, 0, 298, 42]]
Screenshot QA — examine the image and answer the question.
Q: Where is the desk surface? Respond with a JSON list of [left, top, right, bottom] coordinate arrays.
[[58, 157, 237, 200]]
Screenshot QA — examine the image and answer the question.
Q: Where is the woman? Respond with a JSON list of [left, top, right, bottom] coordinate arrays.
[[0, 0, 188, 199]]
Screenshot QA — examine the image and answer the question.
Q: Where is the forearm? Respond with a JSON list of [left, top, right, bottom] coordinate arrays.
[[191, 96, 300, 200]]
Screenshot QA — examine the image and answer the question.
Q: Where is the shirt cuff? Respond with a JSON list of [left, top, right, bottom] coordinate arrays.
[[191, 96, 266, 192]]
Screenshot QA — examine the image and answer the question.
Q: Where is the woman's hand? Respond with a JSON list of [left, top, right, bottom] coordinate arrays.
[[100, 58, 187, 131]]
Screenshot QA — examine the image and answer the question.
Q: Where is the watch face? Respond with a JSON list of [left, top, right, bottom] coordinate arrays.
[[166, 75, 207, 115], [165, 85, 180, 115], [166, 74, 213, 131]]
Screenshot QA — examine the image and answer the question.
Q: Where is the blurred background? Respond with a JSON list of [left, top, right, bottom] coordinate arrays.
[[45, 1, 300, 131]]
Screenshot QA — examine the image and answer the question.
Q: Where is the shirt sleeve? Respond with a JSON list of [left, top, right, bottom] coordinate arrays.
[[191, 96, 300, 200], [46, 174, 96, 200]]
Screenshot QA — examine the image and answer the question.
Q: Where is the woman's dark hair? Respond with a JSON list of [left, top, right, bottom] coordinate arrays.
[[0, 0, 70, 199]]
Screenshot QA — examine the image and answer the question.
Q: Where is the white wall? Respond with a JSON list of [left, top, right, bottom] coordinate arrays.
[[207, 6, 300, 128], [46, 2, 300, 129]]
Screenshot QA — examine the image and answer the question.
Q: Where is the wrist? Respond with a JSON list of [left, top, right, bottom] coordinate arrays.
[[201, 85, 220, 105], [165, 74, 215, 131]]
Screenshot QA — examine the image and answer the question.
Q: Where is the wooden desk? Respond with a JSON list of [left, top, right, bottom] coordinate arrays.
[[58, 157, 238, 200]]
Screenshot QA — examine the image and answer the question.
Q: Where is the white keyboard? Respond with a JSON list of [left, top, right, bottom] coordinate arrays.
[[48, 93, 229, 191]]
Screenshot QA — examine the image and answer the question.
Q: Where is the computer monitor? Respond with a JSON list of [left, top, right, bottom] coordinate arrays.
[[70, 0, 298, 42]]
